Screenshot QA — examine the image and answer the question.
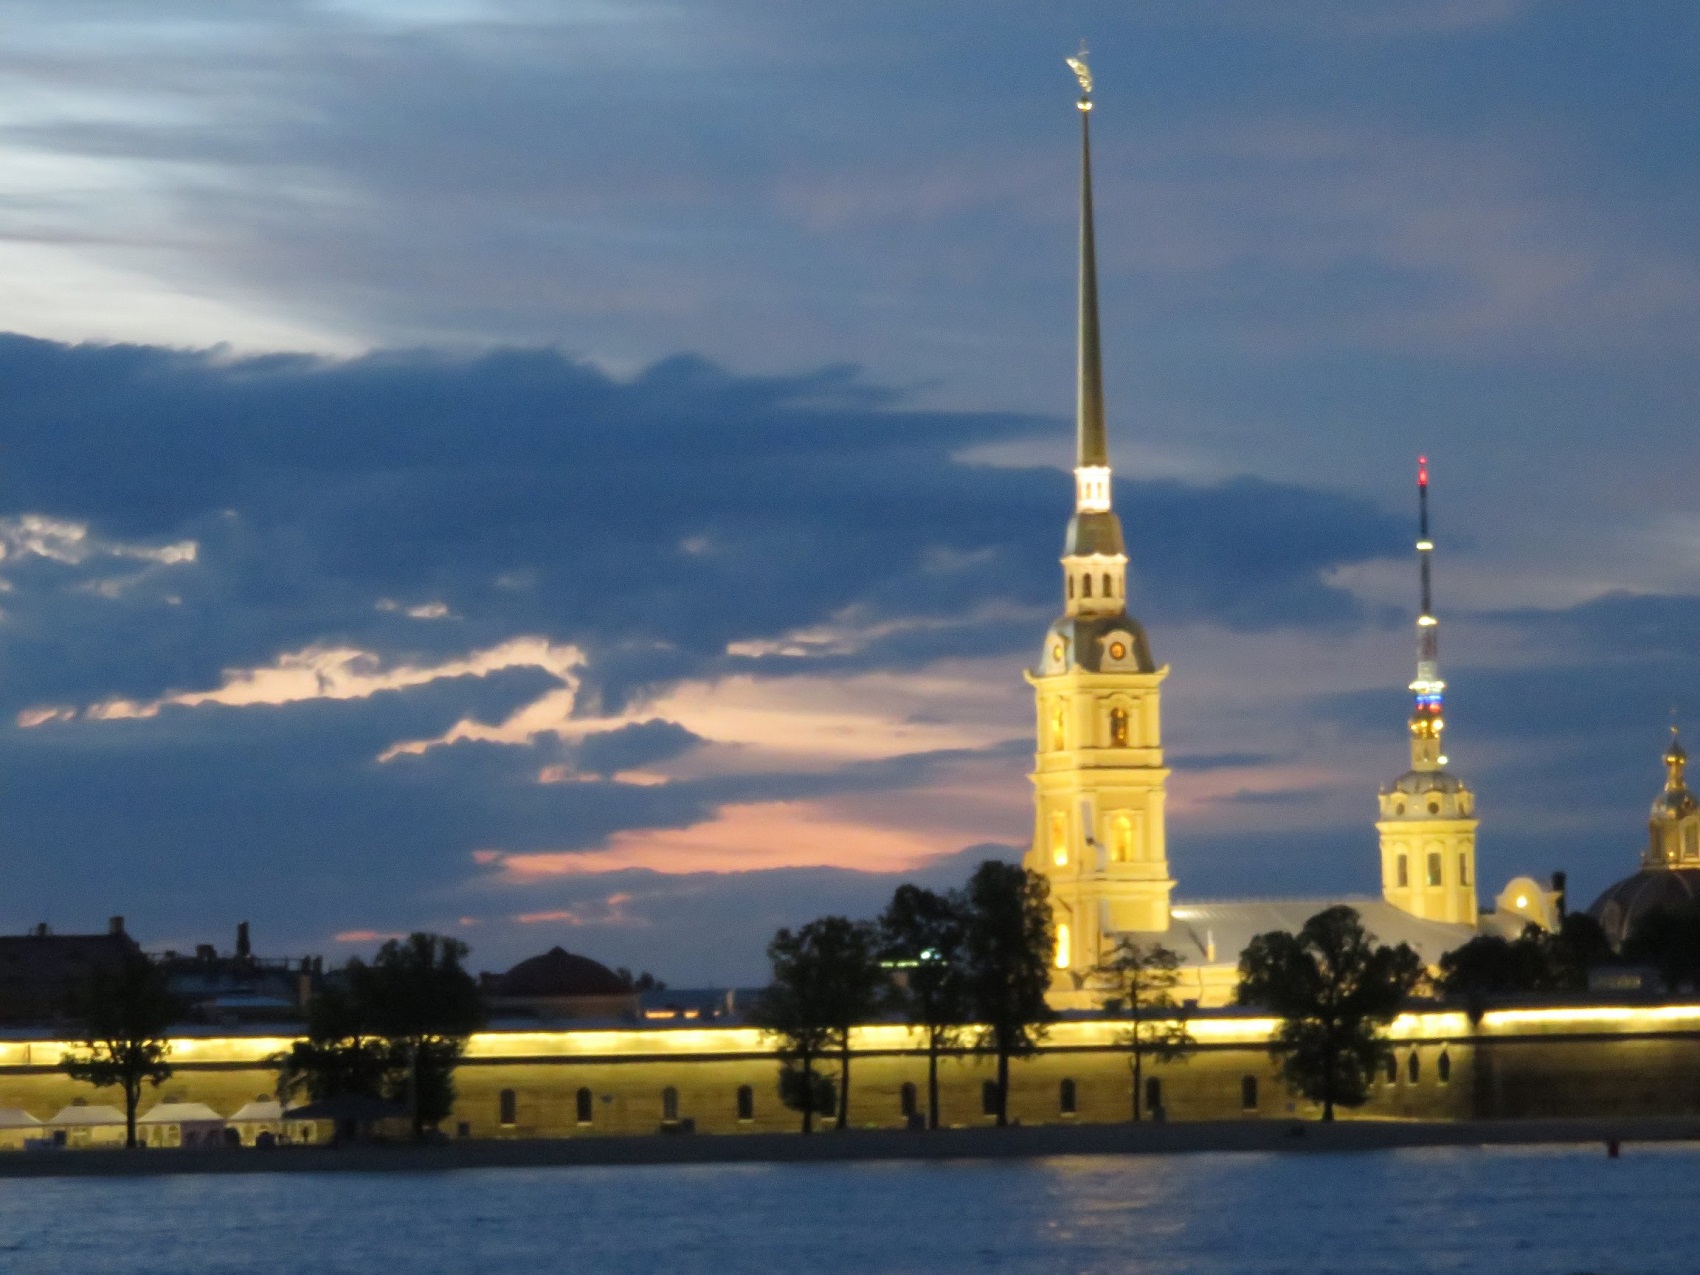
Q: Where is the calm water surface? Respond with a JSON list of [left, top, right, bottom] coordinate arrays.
[[0, 1144, 1689, 1274]]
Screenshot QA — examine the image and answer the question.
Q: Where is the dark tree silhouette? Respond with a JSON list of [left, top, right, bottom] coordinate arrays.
[[61, 952, 184, 1149], [961, 861, 1054, 1127], [1237, 905, 1424, 1121], [1441, 913, 1612, 1013], [879, 884, 969, 1130], [1096, 938, 1195, 1121], [751, 917, 885, 1133], [277, 932, 483, 1138]]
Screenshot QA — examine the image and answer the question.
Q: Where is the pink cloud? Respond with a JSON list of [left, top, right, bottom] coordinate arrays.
[[514, 893, 640, 927], [493, 800, 972, 878], [333, 929, 406, 943]]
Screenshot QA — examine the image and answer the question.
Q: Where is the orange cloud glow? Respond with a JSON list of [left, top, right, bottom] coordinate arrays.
[[493, 800, 969, 878]]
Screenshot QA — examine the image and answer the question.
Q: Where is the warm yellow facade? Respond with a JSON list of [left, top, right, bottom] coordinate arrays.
[[1025, 663, 1173, 988], [10, 1006, 1700, 1140], [1377, 794, 1479, 925]]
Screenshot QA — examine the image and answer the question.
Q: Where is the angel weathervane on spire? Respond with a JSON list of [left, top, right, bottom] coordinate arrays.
[[1066, 43, 1092, 109]]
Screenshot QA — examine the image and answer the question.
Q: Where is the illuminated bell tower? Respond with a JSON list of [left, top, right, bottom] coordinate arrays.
[[1025, 50, 1172, 998], [1643, 729, 1699, 868], [1377, 457, 1479, 925]]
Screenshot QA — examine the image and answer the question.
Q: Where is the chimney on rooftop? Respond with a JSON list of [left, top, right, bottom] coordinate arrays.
[[1551, 871, 1567, 920], [236, 921, 251, 959], [109, 916, 125, 936], [33, 923, 48, 938]]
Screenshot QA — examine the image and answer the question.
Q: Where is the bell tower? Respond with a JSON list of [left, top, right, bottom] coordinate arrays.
[[1025, 51, 1172, 999], [1377, 457, 1479, 925]]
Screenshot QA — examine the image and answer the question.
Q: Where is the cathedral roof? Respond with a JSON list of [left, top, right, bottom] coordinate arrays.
[[1040, 613, 1155, 675], [1158, 897, 1477, 973], [1384, 769, 1468, 796], [488, 947, 628, 999], [1586, 869, 1700, 949], [1064, 511, 1125, 558]]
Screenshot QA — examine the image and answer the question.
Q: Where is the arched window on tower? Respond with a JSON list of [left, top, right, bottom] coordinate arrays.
[[1049, 706, 1066, 751], [1067, 576, 1074, 599], [1396, 855, 1409, 888], [1111, 814, 1133, 863], [1109, 706, 1129, 747], [1082, 574, 1093, 598], [1459, 853, 1470, 886], [1102, 572, 1111, 597], [1050, 811, 1068, 866]]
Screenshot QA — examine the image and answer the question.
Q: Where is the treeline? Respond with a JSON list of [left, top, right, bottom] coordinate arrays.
[[58, 934, 484, 1147], [751, 861, 1053, 1132]]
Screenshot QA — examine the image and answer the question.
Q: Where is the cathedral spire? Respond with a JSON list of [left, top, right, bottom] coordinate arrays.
[[1068, 47, 1111, 514], [1409, 456, 1446, 771]]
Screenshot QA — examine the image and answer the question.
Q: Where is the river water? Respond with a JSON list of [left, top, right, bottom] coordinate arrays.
[[0, 1143, 1689, 1273]]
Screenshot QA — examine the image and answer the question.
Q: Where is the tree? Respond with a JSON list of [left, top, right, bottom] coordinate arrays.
[[750, 917, 885, 1133], [277, 933, 484, 1139], [961, 861, 1054, 1127], [879, 884, 969, 1130], [275, 978, 392, 1113], [362, 933, 485, 1137], [61, 952, 184, 1149], [1097, 938, 1195, 1121], [1236, 905, 1424, 1121], [1441, 913, 1614, 1012]]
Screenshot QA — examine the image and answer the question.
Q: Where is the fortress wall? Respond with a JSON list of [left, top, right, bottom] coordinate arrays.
[[4, 1004, 1699, 1137]]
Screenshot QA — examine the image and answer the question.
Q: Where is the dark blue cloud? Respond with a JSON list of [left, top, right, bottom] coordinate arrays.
[[0, 335, 1423, 972]]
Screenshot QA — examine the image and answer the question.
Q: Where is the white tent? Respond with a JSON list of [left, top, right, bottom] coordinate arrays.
[[137, 1102, 227, 1148], [46, 1103, 126, 1146], [0, 1108, 43, 1150], [228, 1098, 315, 1145]]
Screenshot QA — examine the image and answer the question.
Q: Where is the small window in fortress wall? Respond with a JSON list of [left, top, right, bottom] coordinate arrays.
[[981, 1081, 999, 1116], [900, 1082, 917, 1119], [499, 1089, 516, 1126], [1059, 1079, 1077, 1115], [663, 1087, 680, 1123], [736, 1085, 754, 1122], [1241, 1076, 1258, 1111], [576, 1087, 593, 1125]]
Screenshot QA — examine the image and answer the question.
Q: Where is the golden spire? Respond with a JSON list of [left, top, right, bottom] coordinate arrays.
[[1069, 45, 1107, 475], [1408, 457, 1446, 771]]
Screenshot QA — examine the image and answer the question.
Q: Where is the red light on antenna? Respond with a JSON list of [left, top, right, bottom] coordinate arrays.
[[1418, 455, 1429, 486]]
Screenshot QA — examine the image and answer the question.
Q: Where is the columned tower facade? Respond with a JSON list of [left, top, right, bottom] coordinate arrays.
[[1025, 53, 1172, 996], [1377, 458, 1479, 925]]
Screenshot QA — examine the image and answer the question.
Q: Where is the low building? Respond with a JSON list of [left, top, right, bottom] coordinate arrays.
[[0, 918, 141, 1024], [158, 923, 321, 1026]]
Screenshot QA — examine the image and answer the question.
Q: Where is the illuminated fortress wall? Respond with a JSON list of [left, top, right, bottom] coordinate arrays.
[[7, 1004, 1700, 1137]]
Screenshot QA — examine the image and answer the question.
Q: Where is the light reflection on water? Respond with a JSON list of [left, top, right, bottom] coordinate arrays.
[[0, 1143, 1691, 1274]]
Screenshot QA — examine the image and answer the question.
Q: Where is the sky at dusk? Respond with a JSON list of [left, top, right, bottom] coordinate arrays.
[[0, 0, 1696, 983]]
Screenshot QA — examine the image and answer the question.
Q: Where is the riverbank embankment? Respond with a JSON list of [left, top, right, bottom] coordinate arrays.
[[0, 1116, 1694, 1179]]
